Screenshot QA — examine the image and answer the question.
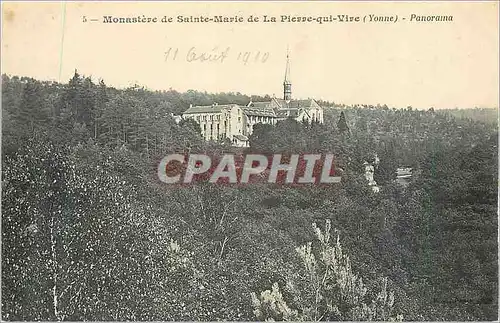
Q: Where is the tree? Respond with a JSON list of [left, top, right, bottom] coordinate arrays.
[[251, 220, 403, 321], [337, 111, 350, 134], [15, 78, 50, 134], [179, 118, 202, 135], [373, 140, 398, 186], [2, 72, 497, 321]]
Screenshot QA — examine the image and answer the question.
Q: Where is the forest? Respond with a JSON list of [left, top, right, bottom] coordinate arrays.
[[1, 72, 498, 321]]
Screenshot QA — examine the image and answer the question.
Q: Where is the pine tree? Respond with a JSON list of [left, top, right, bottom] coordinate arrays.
[[337, 111, 350, 134], [16, 78, 49, 134]]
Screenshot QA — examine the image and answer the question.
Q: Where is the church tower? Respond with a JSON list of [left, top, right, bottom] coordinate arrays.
[[283, 48, 292, 101]]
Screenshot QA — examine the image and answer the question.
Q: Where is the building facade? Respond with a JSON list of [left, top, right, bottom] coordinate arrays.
[[182, 103, 246, 144], [181, 52, 324, 146], [244, 97, 324, 136]]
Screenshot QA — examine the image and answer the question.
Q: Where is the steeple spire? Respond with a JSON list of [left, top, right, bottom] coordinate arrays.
[[283, 46, 292, 101], [284, 46, 291, 83]]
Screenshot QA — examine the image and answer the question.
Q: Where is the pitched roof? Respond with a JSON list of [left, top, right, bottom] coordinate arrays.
[[248, 101, 272, 108], [183, 97, 320, 119], [242, 97, 321, 119], [183, 104, 232, 114], [242, 106, 276, 117], [289, 99, 316, 108], [277, 108, 306, 118], [273, 98, 317, 109]]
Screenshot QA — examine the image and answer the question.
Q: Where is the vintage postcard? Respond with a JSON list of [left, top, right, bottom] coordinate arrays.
[[1, 1, 498, 321]]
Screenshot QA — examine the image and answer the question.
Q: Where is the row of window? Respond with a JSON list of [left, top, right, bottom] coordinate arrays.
[[247, 115, 275, 123], [189, 109, 322, 124], [202, 123, 224, 133], [193, 114, 223, 122], [193, 115, 322, 130], [202, 124, 244, 140], [189, 115, 242, 124]]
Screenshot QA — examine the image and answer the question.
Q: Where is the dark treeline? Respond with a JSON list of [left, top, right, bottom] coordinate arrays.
[[1, 72, 497, 321]]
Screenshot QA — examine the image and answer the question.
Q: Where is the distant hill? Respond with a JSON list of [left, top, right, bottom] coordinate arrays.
[[438, 108, 498, 125]]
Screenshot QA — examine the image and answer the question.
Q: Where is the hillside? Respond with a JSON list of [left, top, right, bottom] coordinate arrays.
[[1, 73, 498, 321]]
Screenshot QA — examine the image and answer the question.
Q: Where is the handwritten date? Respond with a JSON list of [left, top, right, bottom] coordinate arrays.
[[164, 46, 269, 65]]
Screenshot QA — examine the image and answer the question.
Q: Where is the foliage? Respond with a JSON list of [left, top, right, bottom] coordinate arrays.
[[252, 220, 403, 321], [1, 72, 497, 321], [337, 111, 350, 134]]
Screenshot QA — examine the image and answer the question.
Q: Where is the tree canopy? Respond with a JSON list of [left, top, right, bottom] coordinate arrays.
[[1, 72, 497, 321]]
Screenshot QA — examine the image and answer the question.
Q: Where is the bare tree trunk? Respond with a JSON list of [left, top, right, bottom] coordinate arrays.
[[219, 236, 228, 260]]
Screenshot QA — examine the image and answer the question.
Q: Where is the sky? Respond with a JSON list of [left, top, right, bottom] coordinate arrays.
[[1, 1, 499, 110]]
